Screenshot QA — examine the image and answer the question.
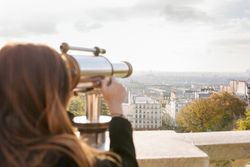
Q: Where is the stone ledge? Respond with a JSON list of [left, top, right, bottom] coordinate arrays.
[[133, 131, 209, 167], [138, 157, 209, 167], [180, 131, 250, 167], [133, 130, 250, 167], [180, 130, 250, 146]]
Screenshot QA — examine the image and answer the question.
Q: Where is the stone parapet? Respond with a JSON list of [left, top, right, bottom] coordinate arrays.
[[133, 130, 250, 167], [180, 131, 250, 167], [134, 131, 209, 167]]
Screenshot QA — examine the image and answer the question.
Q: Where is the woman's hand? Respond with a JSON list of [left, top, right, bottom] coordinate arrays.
[[101, 78, 126, 117]]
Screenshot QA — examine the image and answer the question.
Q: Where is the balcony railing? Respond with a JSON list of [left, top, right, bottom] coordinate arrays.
[[134, 130, 250, 167]]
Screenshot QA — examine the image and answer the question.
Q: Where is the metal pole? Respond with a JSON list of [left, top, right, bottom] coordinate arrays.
[[60, 42, 106, 56]]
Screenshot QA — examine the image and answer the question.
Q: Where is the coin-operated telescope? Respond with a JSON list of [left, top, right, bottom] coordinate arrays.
[[60, 42, 132, 149]]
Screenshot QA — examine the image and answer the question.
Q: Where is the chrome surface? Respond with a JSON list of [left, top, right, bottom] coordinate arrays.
[[85, 92, 101, 122], [71, 54, 132, 78], [73, 115, 111, 149]]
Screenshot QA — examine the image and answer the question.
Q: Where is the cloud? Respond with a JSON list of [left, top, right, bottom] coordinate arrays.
[[0, 12, 62, 37], [161, 5, 212, 23], [73, 7, 133, 32], [22, 19, 58, 34], [73, 0, 250, 33], [0, 20, 58, 38], [0, 0, 249, 36], [215, 18, 250, 33], [0, 0, 71, 38], [134, 0, 213, 23], [0, 0, 218, 34], [212, 37, 250, 47], [75, 21, 103, 32], [74, 0, 212, 32], [219, 0, 250, 19]]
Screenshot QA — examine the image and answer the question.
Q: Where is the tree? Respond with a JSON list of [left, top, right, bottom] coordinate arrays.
[[100, 96, 110, 115], [176, 99, 218, 132], [209, 92, 246, 130], [176, 92, 247, 132], [161, 112, 176, 130], [68, 95, 110, 117], [68, 96, 85, 116], [236, 108, 250, 130]]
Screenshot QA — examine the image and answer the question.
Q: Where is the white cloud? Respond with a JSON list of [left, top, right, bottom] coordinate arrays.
[[0, 0, 250, 72], [75, 22, 103, 32], [161, 4, 212, 23], [74, 0, 212, 32]]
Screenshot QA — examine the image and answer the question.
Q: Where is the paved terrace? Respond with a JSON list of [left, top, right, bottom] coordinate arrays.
[[134, 130, 250, 167]]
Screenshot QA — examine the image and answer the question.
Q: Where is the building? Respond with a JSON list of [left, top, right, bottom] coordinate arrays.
[[145, 87, 170, 107], [184, 89, 196, 100], [164, 91, 190, 126], [220, 80, 247, 95], [122, 94, 162, 130], [220, 80, 250, 104], [195, 87, 215, 99], [165, 100, 188, 126], [164, 87, 215, 126]]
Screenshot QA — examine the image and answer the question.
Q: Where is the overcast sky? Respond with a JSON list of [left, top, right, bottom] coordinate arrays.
[[0, 0, 250, 72]]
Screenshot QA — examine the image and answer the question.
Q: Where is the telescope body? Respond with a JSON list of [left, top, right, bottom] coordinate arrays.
[[62, 53, 132, 91], [61, 43, 132, 149], [72, 54, 132, 79]]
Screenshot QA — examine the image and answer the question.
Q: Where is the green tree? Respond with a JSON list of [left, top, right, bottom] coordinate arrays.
[[68, 96, 85, 116], [176, 99, 217, 132], [68, 95, 110, 117], [209, 92, 246, 130], [100, 96, 110, 115], [161, 112, 176, 130], [236, 108, 250, 130], [176, 92, 247, 132]]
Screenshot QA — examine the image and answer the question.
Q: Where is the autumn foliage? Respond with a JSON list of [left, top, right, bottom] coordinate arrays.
[[236, 108, 250, 130], [176, 92, 247, 132]]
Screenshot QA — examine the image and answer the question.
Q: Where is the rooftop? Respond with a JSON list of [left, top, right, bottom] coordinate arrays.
[[133, 96, 158, 104]]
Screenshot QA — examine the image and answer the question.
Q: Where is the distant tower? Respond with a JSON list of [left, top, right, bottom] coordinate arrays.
[[170, 91, 176, 101], [128, 91, 131, 104], [170, 91, 177, 125]]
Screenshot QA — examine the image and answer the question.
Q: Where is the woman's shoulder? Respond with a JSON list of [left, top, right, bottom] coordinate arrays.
[[56, 154, 78, 167], [95, 159, 119, 167], [57, 155, 119, 167]]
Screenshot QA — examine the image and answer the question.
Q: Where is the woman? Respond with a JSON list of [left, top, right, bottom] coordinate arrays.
[[0, 43, 138, 167]]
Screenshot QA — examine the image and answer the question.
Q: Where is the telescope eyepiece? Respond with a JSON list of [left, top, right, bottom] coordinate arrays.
[[60, 42, 69, 53], [93, 47, 106, 56]]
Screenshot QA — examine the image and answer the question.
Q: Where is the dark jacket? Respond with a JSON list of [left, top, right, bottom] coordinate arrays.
[[58, 117, 138, 167], [107, 117, 138, 167]]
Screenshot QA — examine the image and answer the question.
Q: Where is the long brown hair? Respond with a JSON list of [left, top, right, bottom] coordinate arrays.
[[0, 43, 98, 167]]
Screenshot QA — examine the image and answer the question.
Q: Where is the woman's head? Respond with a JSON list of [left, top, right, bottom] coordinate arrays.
[[0, 43, 73, 141], [0, 43, 119, 167]]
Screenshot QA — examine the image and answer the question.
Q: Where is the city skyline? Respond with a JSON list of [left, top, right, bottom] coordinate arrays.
[[1, 0, 250, 72]]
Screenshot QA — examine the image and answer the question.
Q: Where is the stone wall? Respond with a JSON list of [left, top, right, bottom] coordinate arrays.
[[134, 130, 250, 167]]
